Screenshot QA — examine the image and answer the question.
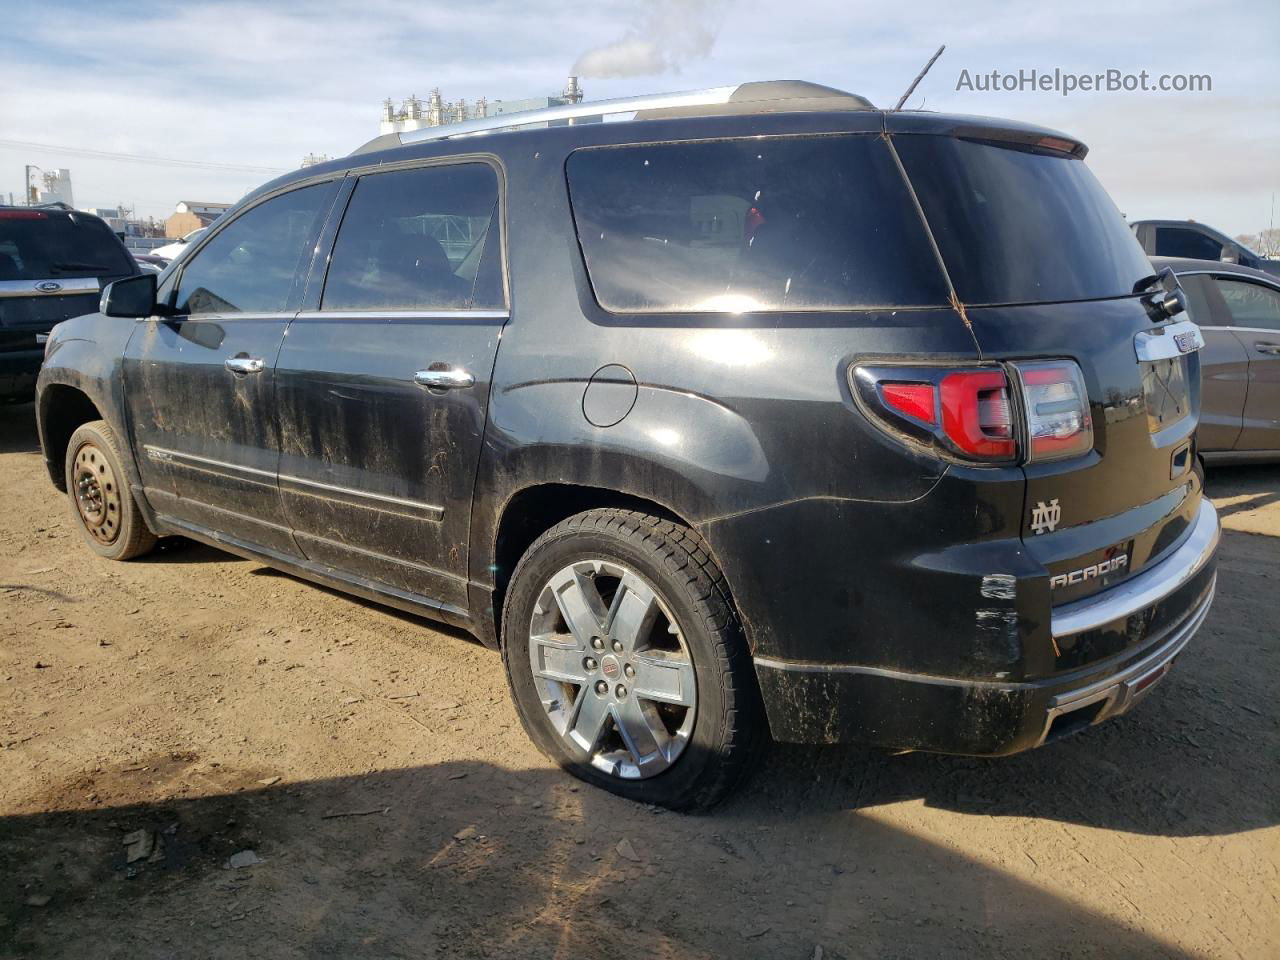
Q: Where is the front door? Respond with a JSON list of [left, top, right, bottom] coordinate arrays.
[[274, 162, 507, 611], [1210, 275, 1280, 452], [124, 181, 340, 556]]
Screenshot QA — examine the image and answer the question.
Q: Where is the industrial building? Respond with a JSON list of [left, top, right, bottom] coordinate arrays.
[[379, 77, 591, 135], [165, 199, 231, 239]]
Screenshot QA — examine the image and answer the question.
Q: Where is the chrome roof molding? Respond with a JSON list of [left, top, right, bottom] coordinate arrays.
[[350, 81, 874, 156]]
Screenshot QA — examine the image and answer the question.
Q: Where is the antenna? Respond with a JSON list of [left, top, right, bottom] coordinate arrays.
[[893, 44, 946, 112]]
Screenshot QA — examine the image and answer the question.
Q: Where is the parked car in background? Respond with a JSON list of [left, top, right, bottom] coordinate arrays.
[[131, 252, 169, 273], [1, 206, 140, 401], [36, 81, 1219, 808], [149, 227, 207, 262], [1156, 256, 1280, 462], [1134, 220, 1280, 277]]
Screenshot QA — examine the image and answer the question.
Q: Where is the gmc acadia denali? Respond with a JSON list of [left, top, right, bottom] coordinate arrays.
[[36, 82, 1220, 808]]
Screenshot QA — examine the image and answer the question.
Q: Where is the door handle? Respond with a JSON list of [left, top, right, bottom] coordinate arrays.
[[225, 355, 265, 375], [1254, 341, 1280, 356], [414, 366, 475, 390]]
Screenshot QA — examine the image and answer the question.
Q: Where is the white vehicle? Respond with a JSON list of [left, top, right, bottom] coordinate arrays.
[[150, 227, 208, 262]]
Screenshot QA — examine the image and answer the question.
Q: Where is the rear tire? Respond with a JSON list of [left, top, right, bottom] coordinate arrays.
[[501, 509, 763, 810], [64, 419, 157, 561]]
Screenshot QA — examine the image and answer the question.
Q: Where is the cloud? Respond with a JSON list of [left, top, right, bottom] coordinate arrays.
[[573, 0, 730, 78], [0, 0, 1274, 234]]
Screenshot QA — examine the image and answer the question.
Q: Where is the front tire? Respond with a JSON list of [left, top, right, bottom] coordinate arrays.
[[501, 509, 763, 810], [64, 420, 157, 561]]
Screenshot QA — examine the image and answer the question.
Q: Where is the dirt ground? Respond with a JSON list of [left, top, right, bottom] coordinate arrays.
[[0, 400, 1276, 960]]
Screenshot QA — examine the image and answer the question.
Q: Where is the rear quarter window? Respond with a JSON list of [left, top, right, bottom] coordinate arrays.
[[565, 135, 950, 313]]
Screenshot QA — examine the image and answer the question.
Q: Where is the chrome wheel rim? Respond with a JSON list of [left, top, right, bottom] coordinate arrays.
[[72, 442, 122, 545], [528, 560, 697, 780]]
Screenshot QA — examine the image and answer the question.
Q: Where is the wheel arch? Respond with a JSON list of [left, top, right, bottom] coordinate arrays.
[[37, 383, 106, 492], [473, 482, 735, 650]]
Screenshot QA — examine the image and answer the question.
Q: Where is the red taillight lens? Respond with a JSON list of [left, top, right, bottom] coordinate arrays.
[[0, 209, 48, 219], [879, 382, 937, 425], [1013, 360, 1093, 462], [940, 370, 1017, 460]]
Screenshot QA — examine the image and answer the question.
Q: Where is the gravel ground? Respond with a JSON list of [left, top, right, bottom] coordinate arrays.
[[1, 400, 1277, 959]]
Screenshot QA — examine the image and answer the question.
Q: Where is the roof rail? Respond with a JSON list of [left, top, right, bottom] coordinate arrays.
[[347, 81, 875, 155], [397, 85, 739, 146]]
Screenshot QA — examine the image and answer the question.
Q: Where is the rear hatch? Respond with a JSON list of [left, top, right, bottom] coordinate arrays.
[[891, 124, 1204, 635], [0, 208, 137, 353]]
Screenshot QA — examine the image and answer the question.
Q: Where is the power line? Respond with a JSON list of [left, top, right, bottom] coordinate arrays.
[[0, 139, 287, 174]]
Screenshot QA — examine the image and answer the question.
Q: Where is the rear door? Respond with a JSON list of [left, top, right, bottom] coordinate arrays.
[[894, 132, 1204, 607], [273, 161, 507, 612], [124, 181, 340, 556], [1212, 275, 1280, 451], [1179, 272, 1248, 452]]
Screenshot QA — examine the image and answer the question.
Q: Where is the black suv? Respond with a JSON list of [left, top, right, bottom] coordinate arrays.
[[1, 205, 140, 400], [36, 82, 1220, 809]]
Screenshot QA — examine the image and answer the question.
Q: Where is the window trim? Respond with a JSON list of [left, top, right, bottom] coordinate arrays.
[[564, 131, 953, 316], [308, 154, 510, 316], [164, 175, 345, 319]]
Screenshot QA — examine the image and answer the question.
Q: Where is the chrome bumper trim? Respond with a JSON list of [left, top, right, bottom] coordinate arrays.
[[1051, 499, 1219, 639], [1034, 579, 1214, 747]]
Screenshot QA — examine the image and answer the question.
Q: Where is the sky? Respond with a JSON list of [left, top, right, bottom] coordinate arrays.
[[1, 0, 1277, 237]]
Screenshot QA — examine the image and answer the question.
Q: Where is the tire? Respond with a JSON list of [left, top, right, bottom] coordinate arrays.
[[501, 509, 763, 810], [63, 419, 157, 561]]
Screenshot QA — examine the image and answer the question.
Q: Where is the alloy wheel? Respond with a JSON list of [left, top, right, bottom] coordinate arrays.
[[528, 559, 697, 779]]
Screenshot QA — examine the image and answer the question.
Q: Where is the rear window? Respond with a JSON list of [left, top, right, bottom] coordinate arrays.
[[566, 135, 950, 313], [895, 135, 1153, 305], [0, 212, 134, 281]]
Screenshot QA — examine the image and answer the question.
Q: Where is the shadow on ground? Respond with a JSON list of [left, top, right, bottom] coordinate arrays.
[[1, 753, 1205, 960], [0, 403, 40, 456]]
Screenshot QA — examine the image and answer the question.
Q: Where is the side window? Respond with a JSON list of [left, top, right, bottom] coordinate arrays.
[[173, 183, 335, 315], [1156, 227, 1222, 261], [321, 163, 503, 312], [1178, 274, 1220, 326], [1215, 278, 1280, 331]]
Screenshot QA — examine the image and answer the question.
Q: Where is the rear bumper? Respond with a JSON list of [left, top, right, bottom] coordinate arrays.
[[754, 499, 1220, 753]]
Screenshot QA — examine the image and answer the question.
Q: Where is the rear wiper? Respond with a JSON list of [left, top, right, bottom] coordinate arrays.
[[1135, 266, 1187, 320], [50, 261, 113, 272]]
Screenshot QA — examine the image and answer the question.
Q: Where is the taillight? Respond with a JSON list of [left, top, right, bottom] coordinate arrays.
[[940, 370, 1016, 460], [0, 209, 48, 219], [854, 359, 1092, 466], [1011, 360, 1093, 462], [880, 383, 937, 425]]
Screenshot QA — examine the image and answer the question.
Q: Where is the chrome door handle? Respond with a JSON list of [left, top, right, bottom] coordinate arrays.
[[225, 355, 265, 375], [1254, 341, 1280, 356], [414, 367, 475, 390]]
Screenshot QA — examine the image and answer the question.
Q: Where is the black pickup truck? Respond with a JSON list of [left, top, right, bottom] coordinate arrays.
[[35, 81, 1220, 809]]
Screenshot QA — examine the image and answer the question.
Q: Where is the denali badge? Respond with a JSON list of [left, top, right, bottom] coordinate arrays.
[[1029, 499, 1061, 535], [35, 280, 63, 293], [1051, 554, 1128, 590]]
